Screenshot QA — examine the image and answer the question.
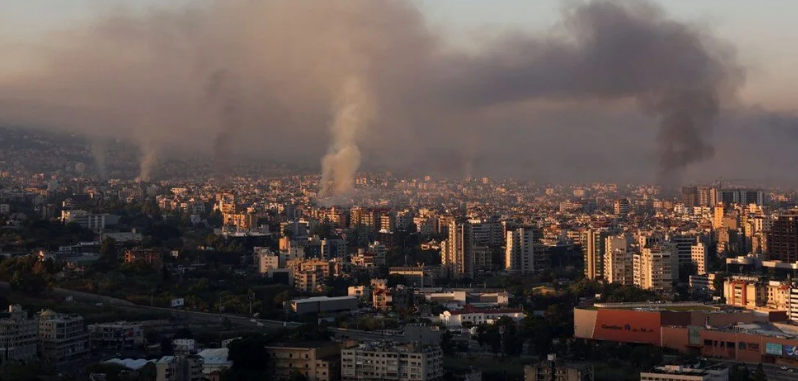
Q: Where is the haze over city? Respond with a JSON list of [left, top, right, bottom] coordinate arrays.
[[0, 0, 797, 187]]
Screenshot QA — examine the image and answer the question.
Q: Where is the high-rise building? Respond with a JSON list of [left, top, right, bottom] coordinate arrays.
[[603, 235, 631, 285], [633, 244, 678, 294], [583, 229, 609, 280], [341, 341, 443, 381], [446, 220, 475, 278], [0, 305, 38, 362], [681, 186, 699, 208], [713, 204, 725, 231], [667, 233, 699, 265], [768, 213, 798, 263], [38, 310, 89, 365], [691, 243, 708, 275], [613, 198, 631, 215], [506, 228, 535, 274]]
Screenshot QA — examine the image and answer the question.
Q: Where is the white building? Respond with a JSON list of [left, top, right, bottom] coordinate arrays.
[[505, 228, 535, 274], [790, 287, 798, 323], [61, 210, 108, 232], [438, 305, 524, 327], [258, 252, 280, 274], [604, 235, 631, 285], [341, 342, 443, 381], [173, 338, 196, 355], [633, 244, 678, 295], [0, 204, 10, 214]]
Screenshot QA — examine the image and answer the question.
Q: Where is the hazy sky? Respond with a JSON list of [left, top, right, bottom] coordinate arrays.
[[1, 0, 796, 186], [2, 0, 796, 109]]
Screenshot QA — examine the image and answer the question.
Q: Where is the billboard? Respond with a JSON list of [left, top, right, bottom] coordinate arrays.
[[766, 343, 783, 356], [785, 345, 798, 359], [592, 310, 662, 346], [171, 298, 185, 308]]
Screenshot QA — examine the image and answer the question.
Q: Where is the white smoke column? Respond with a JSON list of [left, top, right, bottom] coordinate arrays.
[[90, 139, 108, 180], [320, 76, 375, 199], [139, 142, 158, 182]]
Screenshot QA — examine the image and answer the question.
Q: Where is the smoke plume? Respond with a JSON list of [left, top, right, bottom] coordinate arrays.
[[0, 0, 750, 186], [90, 139, 108, 180], [320, 76, 374, 199], [205, 69, 241, 180]]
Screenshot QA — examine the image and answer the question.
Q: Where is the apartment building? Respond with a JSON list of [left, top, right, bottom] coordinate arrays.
[[38, 310, 89, 365], [341, 342, 443, 381], [264, 342, 341, 381], [0, 305, 38, 362]]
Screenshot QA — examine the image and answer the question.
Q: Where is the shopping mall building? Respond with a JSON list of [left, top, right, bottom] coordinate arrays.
[[574, 302, 798, 365]]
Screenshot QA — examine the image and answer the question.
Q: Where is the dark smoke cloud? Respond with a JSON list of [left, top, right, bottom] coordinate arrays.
[[205, 69, 241, 179], [0, 0, 761, 185]]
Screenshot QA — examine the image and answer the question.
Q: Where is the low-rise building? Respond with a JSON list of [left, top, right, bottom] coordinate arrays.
[[124, 248, 162, 266], [640, 364, 729, 381], [341, 341, 443, 381], [288, 296, 359, 314], [389, 266, 436, 287], [524, 355, 593, 381], [439, 305, 524, 327], [38, 310, 89, 365], [88, 321, 145, 350], [264, 342, 340, 381]]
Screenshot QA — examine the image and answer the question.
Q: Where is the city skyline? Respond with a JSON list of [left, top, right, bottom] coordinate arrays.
[[0, 0, 797, 187]]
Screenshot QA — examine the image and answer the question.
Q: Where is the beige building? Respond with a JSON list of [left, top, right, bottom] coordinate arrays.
[[767, 281, 791, 311], [38, 310, 89, 365], [633, 244, 678, 295], [295, 271, 324, 293], [264, 342, 341, 381], [0, 305, 38, 362], [341, 342, 443, 381], [723, 276, 767, 309], [691, 243, 708, 275]]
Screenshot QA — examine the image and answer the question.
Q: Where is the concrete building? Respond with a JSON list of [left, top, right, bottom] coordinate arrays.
[[88, 321, 145, 350], [505, 228, 535, 274], [444, 220, 475, 278], [640, 364, 729, 381], [0, 305, 38, 362], [524, 355, 593, 381], [61, 210, 109, 232], [264, 342, 340, 381], [287, 296, 358, 314], [768, 213, 798, 263], [583, 229, 609, 280], [603, 235, 631, 285], [295, 271, 323, 293], [633, 244, 678, 295], [723, 276, 767, 309], [341, 341, 443, 381], [790, 287, 798, 323], [258, 251, 280, 274], [614, 198, 631, 215], [389, 266, 436, 287], [691, 243, 708, 275], [38, 310, 89, 365], [438, 305, 524, 327]]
